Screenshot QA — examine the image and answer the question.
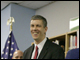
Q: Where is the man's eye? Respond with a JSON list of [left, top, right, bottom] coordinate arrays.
[[37, 25, 41, 27], [31, 25, 34, 27]]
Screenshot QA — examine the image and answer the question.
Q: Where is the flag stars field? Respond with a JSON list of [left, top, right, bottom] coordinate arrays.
[[8, 41, 10, 43], [10, 53, 12, 56], [1, 31, 19, 59], [12, 42, 14, 45], [11, 48, 13, 50], [7, 46, 9, 49], [6, 52, 8, 55]]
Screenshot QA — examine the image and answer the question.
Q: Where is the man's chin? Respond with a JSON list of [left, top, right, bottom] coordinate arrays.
[[33, 38, 38, 40]]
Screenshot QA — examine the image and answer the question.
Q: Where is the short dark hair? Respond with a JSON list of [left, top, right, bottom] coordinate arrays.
[[31, 15, 47, 27]]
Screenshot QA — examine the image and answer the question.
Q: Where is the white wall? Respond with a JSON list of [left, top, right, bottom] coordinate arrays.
[[35, 1, 79, 38]]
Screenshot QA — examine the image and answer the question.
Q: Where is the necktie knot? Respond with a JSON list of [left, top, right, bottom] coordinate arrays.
[[36, 46, 38, 50]]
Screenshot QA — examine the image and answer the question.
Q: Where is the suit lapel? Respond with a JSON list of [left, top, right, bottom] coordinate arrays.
[[28, 44, 34, 59], [38, 38, 50, 59]]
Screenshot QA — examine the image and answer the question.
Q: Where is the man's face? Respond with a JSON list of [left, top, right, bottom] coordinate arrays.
[[30, 20, 47, 41], [12, 52, 23, 59]]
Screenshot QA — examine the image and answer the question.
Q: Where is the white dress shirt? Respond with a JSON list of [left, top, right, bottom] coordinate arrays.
[[31, 37, 47, 59]]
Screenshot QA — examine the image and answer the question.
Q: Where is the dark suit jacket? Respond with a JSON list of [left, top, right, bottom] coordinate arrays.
[[23, 38, 64, 59]]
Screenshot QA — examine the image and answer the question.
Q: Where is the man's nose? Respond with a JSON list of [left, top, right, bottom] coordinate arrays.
[[33, 26, 37, 30]]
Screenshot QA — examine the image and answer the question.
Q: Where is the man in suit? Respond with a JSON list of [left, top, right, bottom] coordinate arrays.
[[23, 15, 64, 59], [12, 50, 23, 59]]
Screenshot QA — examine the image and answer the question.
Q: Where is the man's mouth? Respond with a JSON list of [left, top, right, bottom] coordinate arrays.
[[33, 33, 38, 34]]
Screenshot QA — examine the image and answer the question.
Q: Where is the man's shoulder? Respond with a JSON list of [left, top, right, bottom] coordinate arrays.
[[47, 37, 59, 45], [24, 45, 34, 52], [47, 38, 63, 49]]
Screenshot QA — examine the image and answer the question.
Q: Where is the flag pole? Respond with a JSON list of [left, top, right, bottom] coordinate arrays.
[[1, 17, 19, 59]]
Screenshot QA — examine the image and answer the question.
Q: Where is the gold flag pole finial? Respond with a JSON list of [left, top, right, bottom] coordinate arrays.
[[7, 17, 15, 32]]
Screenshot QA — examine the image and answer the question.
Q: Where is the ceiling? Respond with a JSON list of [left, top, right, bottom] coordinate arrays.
[[1, 1, 55, 10]]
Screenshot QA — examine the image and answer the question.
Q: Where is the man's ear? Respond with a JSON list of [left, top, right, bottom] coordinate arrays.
[[44, 27, 48, 34], [45, 27, 48, 32]]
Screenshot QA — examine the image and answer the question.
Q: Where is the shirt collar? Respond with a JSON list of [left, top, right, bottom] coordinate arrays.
[[34, 37, 47, 50], [33, 37, 47, 58]]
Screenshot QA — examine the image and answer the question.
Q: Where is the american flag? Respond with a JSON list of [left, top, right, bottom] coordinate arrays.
[[1, 31, 19, 59]]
